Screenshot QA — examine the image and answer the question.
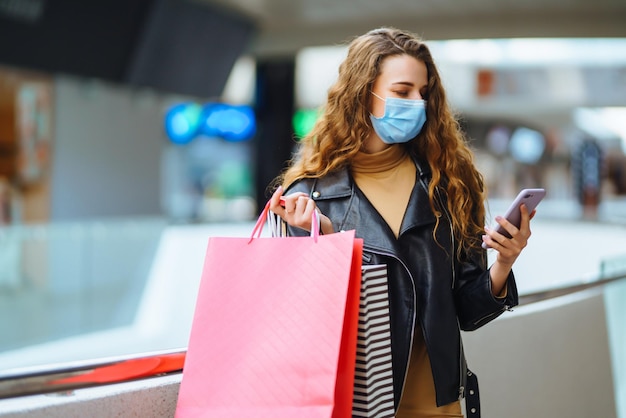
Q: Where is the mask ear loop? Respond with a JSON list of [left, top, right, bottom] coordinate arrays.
[[370, 91, 385, 102], [370, 91, 387, 121]]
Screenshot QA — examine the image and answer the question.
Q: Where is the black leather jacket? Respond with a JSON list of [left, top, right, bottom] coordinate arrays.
[[286, 160, 519, 408]]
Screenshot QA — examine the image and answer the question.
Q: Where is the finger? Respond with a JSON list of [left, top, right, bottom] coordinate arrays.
[[485, 222, 523, 252], [285, 198, 295, 214], [300, 198, 320, 231], [481, 233, 493, 249], [483, 225, 506, 248], [269, 186, 285, 213], [493, 215, 518, 241], [484, 229, 518, 260], [519, 204, 531, 229], [283, 192, 307, 214], [515, 204, 534, 244], [302, 197, 317, 219], [293, 195, 312, 219]]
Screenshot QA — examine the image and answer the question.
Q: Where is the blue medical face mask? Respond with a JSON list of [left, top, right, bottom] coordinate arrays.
[[369, 92, 427, 144]]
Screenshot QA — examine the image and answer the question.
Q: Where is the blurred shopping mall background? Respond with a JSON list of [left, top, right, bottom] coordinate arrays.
[[0, 1, 625, 417]]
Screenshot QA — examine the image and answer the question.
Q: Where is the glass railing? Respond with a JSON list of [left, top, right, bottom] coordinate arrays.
[[605, 268, 626, 418], [0, 218, 167, 367]]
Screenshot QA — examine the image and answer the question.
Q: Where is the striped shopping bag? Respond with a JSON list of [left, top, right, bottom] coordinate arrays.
[[352, 264, 395, 418]]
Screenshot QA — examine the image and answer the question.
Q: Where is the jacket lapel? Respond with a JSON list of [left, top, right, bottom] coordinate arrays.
[[310, 158, 439, 253], [399, 171, 439, 236]]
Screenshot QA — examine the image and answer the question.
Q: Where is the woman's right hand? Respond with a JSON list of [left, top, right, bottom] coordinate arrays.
[[269, 186, 334, 234]]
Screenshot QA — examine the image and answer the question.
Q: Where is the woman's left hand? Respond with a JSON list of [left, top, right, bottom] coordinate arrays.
[[483, 204, 536, 295], [482, 203, 536, 265]]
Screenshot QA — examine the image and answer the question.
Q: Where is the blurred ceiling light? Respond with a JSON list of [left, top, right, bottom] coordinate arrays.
[[573, 107, 626, 153], [509, 127, 546, 164], [429, 38, 626, 66], [486, 125, 511, 156]]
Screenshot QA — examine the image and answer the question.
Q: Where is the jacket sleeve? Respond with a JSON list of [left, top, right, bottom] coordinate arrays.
[[453, 247, 519, 331]]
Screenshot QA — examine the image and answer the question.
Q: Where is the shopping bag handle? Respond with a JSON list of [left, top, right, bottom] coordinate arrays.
[[249, 200, 319, 243]]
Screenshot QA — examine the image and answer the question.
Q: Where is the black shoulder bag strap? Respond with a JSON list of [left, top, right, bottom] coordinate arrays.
[[465, 369, 481, 417]]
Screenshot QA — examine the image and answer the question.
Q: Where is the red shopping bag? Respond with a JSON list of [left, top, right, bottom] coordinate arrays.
[[175, 203, 363, 418]]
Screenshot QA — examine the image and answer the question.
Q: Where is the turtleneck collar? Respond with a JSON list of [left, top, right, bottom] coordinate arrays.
[[351, 145, 408, 174]]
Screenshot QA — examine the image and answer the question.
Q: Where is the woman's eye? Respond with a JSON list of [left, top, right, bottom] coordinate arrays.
[[394, 91, 409, 97]]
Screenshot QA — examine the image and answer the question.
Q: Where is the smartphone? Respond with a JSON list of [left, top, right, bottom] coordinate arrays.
[[483, 188, 546, 248]]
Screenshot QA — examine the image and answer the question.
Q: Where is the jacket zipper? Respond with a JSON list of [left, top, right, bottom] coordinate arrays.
[[432, 186, 455, 290], [458, 334, 465, 399], [472, 304, 512, 326], [432, 183, 466, 396]]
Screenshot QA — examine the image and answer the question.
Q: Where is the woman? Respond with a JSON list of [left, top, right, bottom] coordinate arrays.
[[268, 27, 534, 417]]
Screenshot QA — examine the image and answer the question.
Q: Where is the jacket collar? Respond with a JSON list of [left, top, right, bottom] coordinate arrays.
[[310, 168, 352, 200], [401, 156, 439, 233], [311, 157, 439, 253]]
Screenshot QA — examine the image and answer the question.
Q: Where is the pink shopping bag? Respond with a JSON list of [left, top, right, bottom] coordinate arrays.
[[175, 202, 363, 418]]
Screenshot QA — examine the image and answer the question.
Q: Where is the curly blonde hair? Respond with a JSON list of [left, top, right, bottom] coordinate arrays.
[[277, 27, 486, 254]]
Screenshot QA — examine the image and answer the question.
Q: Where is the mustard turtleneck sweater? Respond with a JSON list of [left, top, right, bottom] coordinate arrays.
[[351, 145, 416, 238]]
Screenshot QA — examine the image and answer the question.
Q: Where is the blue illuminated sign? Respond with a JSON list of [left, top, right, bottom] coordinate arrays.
[[164, 103, 203, 145], [164, 102, 256, 144]]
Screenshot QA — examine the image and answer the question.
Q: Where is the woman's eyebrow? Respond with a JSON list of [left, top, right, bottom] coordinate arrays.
[[391, 81, 428, 90], [391, 81, 414, 87]]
